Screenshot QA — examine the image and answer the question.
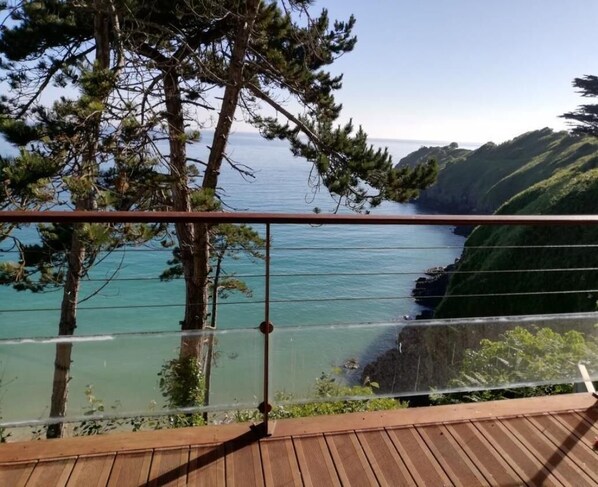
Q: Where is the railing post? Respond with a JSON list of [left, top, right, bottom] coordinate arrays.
[[258, 223, 272, 436]]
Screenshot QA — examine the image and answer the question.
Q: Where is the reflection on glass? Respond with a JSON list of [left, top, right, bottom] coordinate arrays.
[[0, 328, 262, 432], [270, 313, 598, 406]]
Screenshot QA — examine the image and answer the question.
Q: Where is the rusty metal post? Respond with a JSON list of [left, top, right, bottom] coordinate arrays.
[[258, 223, 272, 436]]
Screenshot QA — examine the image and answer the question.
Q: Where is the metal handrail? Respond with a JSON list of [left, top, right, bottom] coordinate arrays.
[[2, 210, 598, 437], [2, 210, 598, 225]]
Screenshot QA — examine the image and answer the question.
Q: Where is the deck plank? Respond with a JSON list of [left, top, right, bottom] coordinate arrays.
[[187, 444, 225, 486], [147, 446, 189, 487], [416, 423, 490, 486], [26, 457, 76, 487], [501, 416, 596, 487], [386, 426, 452, 486], [526, 415, 598, 481], [292, 434, 341, 487], [355, 429, 416, 486], [260, 437, 302, 487], [575, 410, 598, 434], [67, 453, 115, 487], [324, 431, 378, 486], [225, 433, 264, 487], [552, 412, 598, 450], [107, 449, 152, 487], [474, 419, 562, 487], [0, 395, 595, 486], [446, 421, 524, 486], [0, 461, 36, 487]]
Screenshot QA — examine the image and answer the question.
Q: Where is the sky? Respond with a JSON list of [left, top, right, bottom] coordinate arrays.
[[274, 0, 598, 144], [2, 1, 597, 146]]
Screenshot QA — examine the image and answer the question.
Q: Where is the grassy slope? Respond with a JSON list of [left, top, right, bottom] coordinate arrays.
[[365, 131, 598, 391], [435, 157, 598, 318], [396, 142, 470, 170], [415, 128, 598, 213]]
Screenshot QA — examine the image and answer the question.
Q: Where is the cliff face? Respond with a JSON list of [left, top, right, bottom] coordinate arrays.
[[407, 128, 598, 214]]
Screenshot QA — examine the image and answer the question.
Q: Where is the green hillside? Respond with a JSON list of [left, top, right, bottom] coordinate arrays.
[[364, 129, 598, 395], [396, 142, 470, 170], [412, 128, 598, 213], [435, 159, 598, 318]]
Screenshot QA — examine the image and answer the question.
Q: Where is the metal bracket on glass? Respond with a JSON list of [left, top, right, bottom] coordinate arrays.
[[259, 321, 274, 334], [258, 401, 272, 414]]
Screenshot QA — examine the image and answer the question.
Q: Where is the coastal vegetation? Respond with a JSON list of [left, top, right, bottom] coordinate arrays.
[[399, 128, 598, 214], [431, 326, 598, 404], [366, 82, 598, 400]]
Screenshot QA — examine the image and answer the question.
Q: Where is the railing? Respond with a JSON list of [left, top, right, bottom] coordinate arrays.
[[0, 211, 597, 439]]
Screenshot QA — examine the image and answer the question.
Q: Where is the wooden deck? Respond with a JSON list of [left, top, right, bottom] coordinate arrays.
[[1, 393, 597, 486]]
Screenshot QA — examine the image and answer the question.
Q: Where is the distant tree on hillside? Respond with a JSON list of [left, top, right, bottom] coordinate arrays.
[[561, 75, 598, 136]]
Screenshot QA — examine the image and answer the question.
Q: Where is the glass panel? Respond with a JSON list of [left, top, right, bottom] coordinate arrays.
[[270, 312, 598, 408], [0, 327, 262, 436]]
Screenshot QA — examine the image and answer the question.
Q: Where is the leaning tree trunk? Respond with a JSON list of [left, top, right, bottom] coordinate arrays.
[[159, 0, 261, 415], [46, 235, 85, 439], [163, 69, 210, 363], [202, 253, 223, 421], [46, 6, 111, 439], [193, 0, 260, 415]]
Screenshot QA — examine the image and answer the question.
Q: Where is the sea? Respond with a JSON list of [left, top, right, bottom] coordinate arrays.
[[0, 133, 474, 425]]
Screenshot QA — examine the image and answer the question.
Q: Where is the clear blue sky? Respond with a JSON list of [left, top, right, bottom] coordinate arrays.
[[294, 0, 598, 144]]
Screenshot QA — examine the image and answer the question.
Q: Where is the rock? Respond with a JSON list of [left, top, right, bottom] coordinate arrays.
[[411, 261, 459, 308], [343, 358, 359, 370]]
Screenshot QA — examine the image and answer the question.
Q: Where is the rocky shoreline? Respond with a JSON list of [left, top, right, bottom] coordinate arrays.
[[411, 261, 458, 316], [360, 261, 457, 397]]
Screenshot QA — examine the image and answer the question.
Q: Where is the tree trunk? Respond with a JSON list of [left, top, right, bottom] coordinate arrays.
[[192, 0, 260, 417], [46, 4, 111, 439], [46, 234, 85, 439], [203, 0, 260, 190], [203, 254, 223, 421], [163, 70, 210, 362]]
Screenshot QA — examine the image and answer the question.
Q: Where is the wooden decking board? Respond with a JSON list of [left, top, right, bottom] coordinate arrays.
[[446, 421, 524, 486], [576, 410, 598, 434], [270, 393, 597, 439], [324, 431, 379, 486], [107, 449, 153, 487], [292, 434, 341, 487], [0, 461, 36, 487], [474, 419, 563, 487], [0, 394, 596, 486], [416, 423, 490, 486], [386, 426, 453, 486], [581, 406, 598, 425], [26, 457, 77, 487], [526, 415, 598, 480], [147, 446, 190, 487], [187, 444, 225, 486], [66, 453, 116, 487], [355, 429, 416, 486], [551, 412, 598, 450], [225, 432, 264, 487], [500, 416, 595, 487], [259, 437, 302, 487]]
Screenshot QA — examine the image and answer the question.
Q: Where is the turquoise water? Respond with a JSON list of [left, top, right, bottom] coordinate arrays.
[[0, 134, 469, 423]]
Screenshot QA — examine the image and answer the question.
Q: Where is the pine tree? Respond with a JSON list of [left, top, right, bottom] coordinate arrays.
[[2, 0, 439, 425], [0, 0, 164, 437], [561, 75, 598, 136]]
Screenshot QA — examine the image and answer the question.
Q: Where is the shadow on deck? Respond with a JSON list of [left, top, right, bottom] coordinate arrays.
[[1, 393, 597, 486]]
